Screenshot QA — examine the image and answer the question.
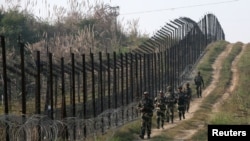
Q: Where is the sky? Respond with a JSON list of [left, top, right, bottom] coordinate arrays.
[[1, 0, 249, 43]]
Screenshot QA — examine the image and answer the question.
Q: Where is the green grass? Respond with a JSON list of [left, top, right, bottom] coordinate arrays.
[[198, 41, 229, 86], [213, 42, 250, 124]]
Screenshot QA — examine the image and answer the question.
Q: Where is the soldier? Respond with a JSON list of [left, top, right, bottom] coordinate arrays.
[[165, 86, 177, 123], [184, 83, 192, 113], [137, 91, 154, 139], [194, 71, 205, 98], [177, 86, 186, 120], [154, 91, 167, 129]]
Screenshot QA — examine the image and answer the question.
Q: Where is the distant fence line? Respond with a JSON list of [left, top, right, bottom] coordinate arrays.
[[0, 13, 224, 140]]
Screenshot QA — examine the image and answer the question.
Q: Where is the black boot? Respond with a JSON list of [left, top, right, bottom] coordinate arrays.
[[166, 116, 169, 122], [140, 127, 145, 139], [147, 134, 150, 139], [139, 134, 144, 139]]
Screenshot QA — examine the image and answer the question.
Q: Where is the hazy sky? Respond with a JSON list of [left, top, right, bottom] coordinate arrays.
[[1, 0, 249, 43]]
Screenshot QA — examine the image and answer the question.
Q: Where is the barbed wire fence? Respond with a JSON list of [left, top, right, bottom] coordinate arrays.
[[0, 101, 139, 141], [0, 13, 224, 141]]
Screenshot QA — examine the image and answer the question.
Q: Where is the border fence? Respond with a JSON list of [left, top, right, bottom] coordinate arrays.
[[0, 13, 224, 140]]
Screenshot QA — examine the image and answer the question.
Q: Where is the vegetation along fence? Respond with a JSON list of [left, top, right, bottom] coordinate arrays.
[[0, 13, 224, 140]]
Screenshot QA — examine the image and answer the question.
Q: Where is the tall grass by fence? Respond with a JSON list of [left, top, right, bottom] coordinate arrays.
[[0, 13, 224, 140]]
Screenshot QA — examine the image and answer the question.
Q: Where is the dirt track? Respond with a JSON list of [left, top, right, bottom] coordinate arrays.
[[134, 43, 245, 141]]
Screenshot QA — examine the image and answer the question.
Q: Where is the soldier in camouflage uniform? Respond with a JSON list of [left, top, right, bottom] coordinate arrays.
[[184, 83, 192, 113], [137, 91, 154, 139], [165, 86, 177, 123], [177, 86, 186, 120], [154, 91, 167, 129], [194, 71, 204, 98]]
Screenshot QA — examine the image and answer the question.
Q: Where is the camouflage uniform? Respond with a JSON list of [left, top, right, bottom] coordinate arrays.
[[177, 86, 186, 120], [165, 86, 177, 123], [154, 91, 167, 129], [194, 71, 204, 98], [137, 91, 154, 139], [184, 83, 192, 112]]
